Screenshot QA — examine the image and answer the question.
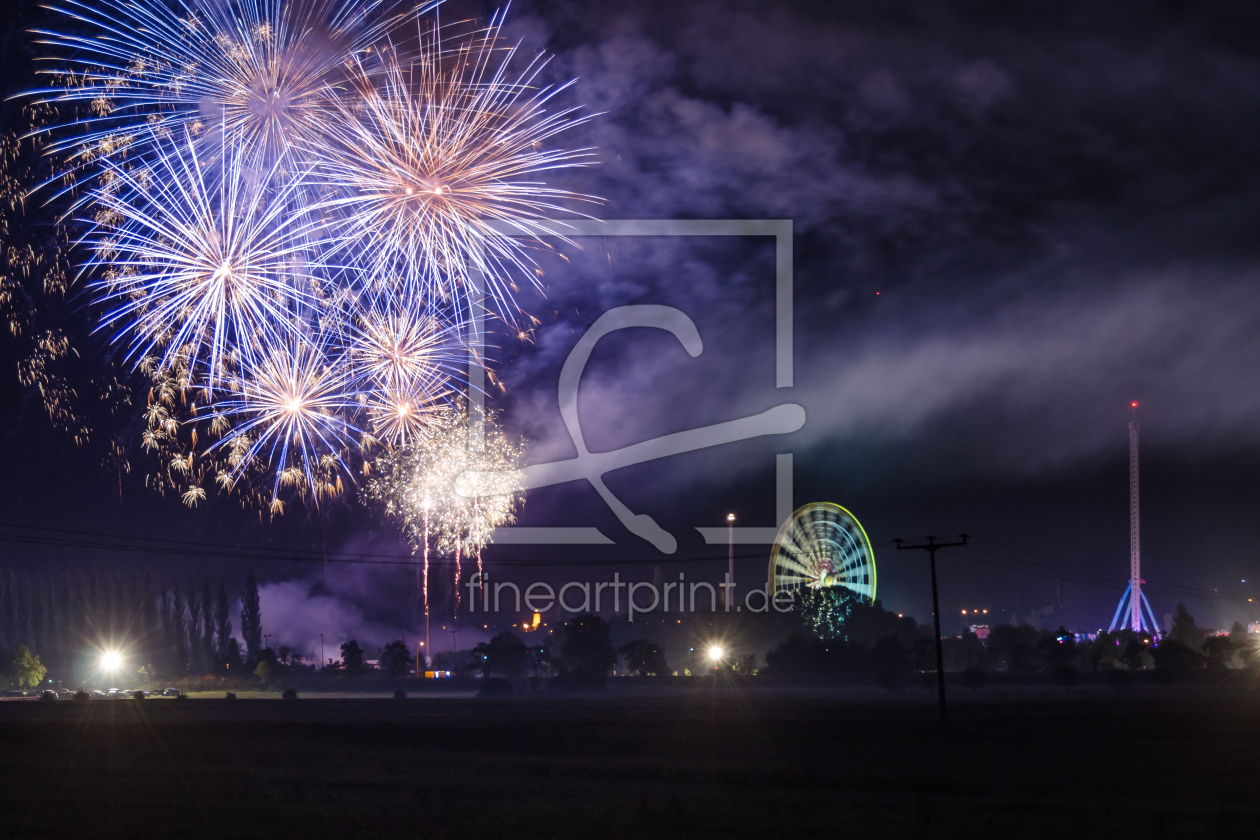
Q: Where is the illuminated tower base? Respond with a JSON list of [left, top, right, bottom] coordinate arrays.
[[1108, 581, 1160, 634]]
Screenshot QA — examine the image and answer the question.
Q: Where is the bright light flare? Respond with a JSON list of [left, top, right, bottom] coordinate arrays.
[[707, 644, 725, 663], [100, 650, 123, 672]]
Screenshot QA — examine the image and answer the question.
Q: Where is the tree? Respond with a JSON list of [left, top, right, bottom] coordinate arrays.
[[987, 624, 1047, 671], [797, 586, 858, 640], [221, 638, 242, 674], [2, 645, 48, 688], [473, 632, 530, 680], [617, 639, 669, 676], [379, 640, 414, 678], [141, 572, 159, 673], [214, 577, 232, 664], [201, 578, 215, 674], [1152, 638, 1204, 683], [1039, 627, 1078, 669], [1122, 636, 1150, 670], [170, 583, 188, 675], [1202, 635, 1234, 669], [254, 659, 285, 687], [1167, 603, 1204, 651], [340, 640, 368, 676], [763, 634, 868, 678], [527, 643, 555, 679], [187, 582, 205, 675], [558, 614, 616, 679], [240, 568, 262, 658]]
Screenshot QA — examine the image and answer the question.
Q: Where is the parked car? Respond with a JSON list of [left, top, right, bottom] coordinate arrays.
[[40, 690, 57, 702], [1, 690, 26, 698], [160, 687, 181, 697], [90, 690, 107, 699]]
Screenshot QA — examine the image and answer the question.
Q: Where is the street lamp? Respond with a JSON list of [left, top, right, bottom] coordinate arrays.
[[726, 513, 736, 610], [707, 644, 725, 667], [100, 650, 123, 673]]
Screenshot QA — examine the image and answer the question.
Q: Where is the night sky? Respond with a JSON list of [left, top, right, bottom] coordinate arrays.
[[3, 0, 1260, 655]]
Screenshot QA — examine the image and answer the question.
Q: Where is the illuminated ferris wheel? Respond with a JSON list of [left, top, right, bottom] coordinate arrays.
[[768, 503, 877, 603]]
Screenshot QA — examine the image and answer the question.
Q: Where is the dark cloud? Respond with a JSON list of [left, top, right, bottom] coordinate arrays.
[[485, 0, 1260, 477], [5, 0, 1260, 635]]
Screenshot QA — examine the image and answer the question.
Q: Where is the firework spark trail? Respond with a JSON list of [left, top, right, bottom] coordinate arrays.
[[316, 13, 601, 325], [422, 504, 430, 657], [365, 402, 523, 615], [86, 128, 325, 386], [30, 0, 438, 177]]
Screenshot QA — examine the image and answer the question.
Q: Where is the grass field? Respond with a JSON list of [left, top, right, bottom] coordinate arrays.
[[2, 683, 1259, 839]]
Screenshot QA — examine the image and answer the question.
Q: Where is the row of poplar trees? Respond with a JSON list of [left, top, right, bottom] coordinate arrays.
[[0, 566, 265, 680]]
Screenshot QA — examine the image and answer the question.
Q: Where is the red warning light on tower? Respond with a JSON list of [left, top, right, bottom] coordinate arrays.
[[1131, 401, 1138, 408]]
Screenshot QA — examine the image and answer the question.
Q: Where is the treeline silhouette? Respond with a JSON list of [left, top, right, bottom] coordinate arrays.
[[0, 566, 264, 681]]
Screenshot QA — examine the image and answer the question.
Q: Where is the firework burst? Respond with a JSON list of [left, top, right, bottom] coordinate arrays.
[[9, 2, 594, 514], [207, 330, 362, 502], [32, 0, 435, 171], [317, 14, 600, 323], [86, 128, 325, 387], [347, 290, 462, 445], [367, 402, 523, 616]]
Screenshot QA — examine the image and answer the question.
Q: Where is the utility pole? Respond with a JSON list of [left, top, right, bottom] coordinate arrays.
[[894, 534, 968, 727]]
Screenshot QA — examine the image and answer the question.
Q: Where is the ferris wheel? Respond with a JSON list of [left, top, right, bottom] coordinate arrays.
[[768, 503, 877, 603]]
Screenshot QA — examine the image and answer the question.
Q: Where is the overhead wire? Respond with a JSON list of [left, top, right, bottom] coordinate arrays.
[[0, 520, 1249, 604]]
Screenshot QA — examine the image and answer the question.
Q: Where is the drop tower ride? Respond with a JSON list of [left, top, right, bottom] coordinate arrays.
[[1108, 402, 1159, 634]]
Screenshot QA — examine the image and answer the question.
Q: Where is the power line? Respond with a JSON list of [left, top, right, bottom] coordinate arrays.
[[958, 542, 1247, 600], [0, 524, 775, 568], [941, 547, 1250, 604], [0, 520, 1250, 603]]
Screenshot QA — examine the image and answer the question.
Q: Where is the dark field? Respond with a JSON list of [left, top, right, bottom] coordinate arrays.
[[2, 685, 1260, 839]]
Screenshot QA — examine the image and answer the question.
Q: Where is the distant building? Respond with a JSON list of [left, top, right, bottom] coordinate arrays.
[[968, 625, 990, 640], [1248, 622, 1260, 635]]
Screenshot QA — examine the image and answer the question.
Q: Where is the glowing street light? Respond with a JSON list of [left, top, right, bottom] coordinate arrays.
[[100, 650, 123, 673], [726, 513, 736, 610], [707, 644, 725, 664]]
